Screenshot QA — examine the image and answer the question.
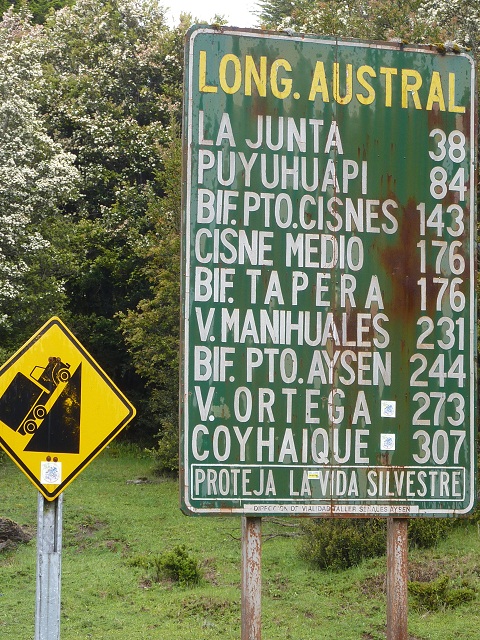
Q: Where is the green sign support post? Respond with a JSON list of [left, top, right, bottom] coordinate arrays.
[[181, 27, 476, 518]]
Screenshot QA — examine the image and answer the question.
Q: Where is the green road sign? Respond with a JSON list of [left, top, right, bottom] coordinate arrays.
[[180, 27, 477, 516]]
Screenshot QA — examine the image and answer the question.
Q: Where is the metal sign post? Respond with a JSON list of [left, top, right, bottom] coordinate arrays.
[[241, 517, 262, 640], [35, 493, 63, 640], [387, 518, 408, 640]]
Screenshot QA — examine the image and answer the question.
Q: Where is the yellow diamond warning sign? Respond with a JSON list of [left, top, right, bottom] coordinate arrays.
[[0, 317, 136, 500]]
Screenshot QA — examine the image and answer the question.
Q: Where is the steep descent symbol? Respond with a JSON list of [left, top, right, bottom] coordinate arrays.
[[0, 357, 81, 454]]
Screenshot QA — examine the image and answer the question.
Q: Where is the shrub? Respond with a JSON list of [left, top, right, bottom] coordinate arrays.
[[150, 420, 179, 475], [409, 575, 476, 611], [408, 518, 453, 549], [129, 546, 203, 587], [299, 518, 452, 571], [154, 545, 202, 587], [299, 519, 386, 571]]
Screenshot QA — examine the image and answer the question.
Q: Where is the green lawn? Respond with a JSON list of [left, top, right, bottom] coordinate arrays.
[[0, 446, 478, 639]]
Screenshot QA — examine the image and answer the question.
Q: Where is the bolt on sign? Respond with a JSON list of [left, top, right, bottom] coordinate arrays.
[[0, 317, 136, 500], [180, 27, 477, 517]]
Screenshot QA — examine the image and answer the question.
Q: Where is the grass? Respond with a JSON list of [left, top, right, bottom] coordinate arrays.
[[0, 444, 479, 639]]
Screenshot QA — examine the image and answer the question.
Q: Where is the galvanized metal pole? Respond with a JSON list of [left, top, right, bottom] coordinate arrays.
[[35, 492, 63, 640], [241, 516, 261, 640], [386, 517, 408, 640]]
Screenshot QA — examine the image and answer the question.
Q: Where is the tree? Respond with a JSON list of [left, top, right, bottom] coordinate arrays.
[[417, 0, 480, 55], [253, 0, 295, 27], [117, 16, 191, 454], [0, 9, 78, 363], [36, 0, 185, 439], [119, 129, 182, 459], [257, 0, 479, 51], [0, 0, 73, 25]]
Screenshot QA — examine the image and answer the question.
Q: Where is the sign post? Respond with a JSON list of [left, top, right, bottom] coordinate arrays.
[[241, 516, 262, 640], [181, 25, 476, 636], [35, 494, 63, 640], [387, 518, 408, 640]]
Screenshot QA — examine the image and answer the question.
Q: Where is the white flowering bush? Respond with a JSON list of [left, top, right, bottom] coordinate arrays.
[[258, 0, 480, 51], [24, 0, 189, 438], [418, 0, 480, 53], [40, 0, 180, 211], [0, 9, 78, 356]]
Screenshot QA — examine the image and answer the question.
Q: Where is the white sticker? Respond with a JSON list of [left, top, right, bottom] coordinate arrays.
[[381, 434, 396, 451], [41, 461, 62, 485], [381, 400, 396, 417]]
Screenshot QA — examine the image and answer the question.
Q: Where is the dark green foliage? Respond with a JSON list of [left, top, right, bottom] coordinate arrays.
[[119, 132, 182, 450], [408, 518, 453, 549], [150, 420, 179, 475], [0, 0, 15, 15], [0, 0, 71, 24], [0, 1, 189, 448], [0, 0, 17, 19], [458, 507, 480, 526], [155, 545, 203, 586], [409, 575, 476, 611], [31, 0, 73, 23], [130, 546, 203, 587], [36, 0, 188, 442], [299, 518, 387, 571], [300, 518, 453, 571]]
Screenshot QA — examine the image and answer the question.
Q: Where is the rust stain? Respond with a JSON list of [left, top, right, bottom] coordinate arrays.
[[380, 198, 435, 320], [386, 518, 408, 640], [241, 516, 262, 640]]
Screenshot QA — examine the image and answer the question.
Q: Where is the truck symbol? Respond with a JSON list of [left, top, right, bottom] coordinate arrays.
[[0, 357, 71, 435]]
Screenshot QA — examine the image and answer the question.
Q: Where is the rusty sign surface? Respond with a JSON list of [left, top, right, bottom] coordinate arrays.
[[180, 27, 477, 516]]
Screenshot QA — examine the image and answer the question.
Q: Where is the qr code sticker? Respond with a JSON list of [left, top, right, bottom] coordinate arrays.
[[41, 462, 62, 485], [380, 434, 396, 451], [381, 400, 396, 417]]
